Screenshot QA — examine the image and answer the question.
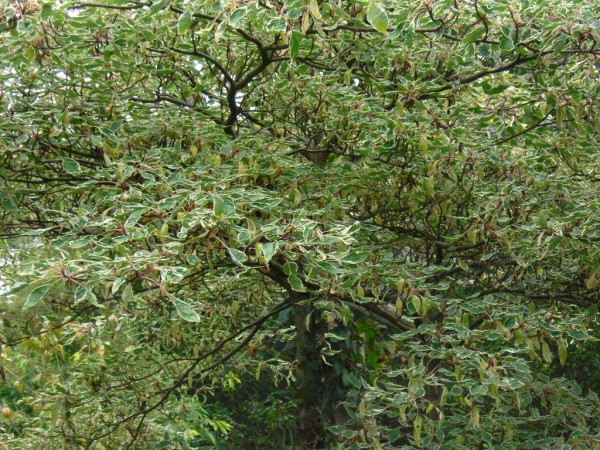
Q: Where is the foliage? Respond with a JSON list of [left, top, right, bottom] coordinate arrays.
[[1, 0, 599, 448]]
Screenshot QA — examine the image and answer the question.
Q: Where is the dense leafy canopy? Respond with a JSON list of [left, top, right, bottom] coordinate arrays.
[[1, 0, 599, 448]]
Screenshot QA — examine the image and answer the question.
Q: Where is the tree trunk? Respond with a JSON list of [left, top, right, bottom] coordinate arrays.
[[292, 299, 326, 449]]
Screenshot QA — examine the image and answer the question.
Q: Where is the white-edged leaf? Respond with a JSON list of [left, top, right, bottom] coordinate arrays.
[[62, 157, 81, 174], [463, 27, 486, 44], [24, 283, 52, 308], [172, 297, 202, 322], [112, 276, 126, 294], [288, 274, 306, 292], [262, 242, 277, 263], [125, 209, 144, 230], [228, 248, 247, 266], [74, 285, 87, 302]]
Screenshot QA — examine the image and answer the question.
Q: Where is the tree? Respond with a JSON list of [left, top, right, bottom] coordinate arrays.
[[1, 0, 599, 448]]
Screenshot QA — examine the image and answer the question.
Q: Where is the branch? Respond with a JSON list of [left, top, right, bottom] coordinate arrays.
[[68, 2, 150, 10], [263, 259, 415, 332], [495, 109, 554, 145], [421, 52, 552, 100], [167, 47, 235, 85], [87, 300, 290, 444]]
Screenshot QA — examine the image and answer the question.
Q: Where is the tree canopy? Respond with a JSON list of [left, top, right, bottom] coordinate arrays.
[[1, 0, 599, 448]]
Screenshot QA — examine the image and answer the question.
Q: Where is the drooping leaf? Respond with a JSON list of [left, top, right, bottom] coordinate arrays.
[[262, 242, 277, 263], [213, 195, 225, 217], [177, 8, 193, 35], [290, 31, 302, 60], [308, 0, 322, 21]]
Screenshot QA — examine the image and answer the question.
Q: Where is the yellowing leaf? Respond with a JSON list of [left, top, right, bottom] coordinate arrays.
[[440, 386, 448, 407], [527, 338, 539, 361], [411, 295, 422, 314], [419, 134, 428, 153], [558, 338, 567, 366], [357, 283, 365, 297], [586, 273, 598, 289], [293, 188, 302, 206], [122, 284, 134, 303], [471, 404, 480, 428], [308, 0, 322, 21], [413, 415, 423, 445], [301, 9, 310, 34], [159, 222, 169, 238], [399, 404, 407, 421], [542, 340, 552, 363], [367, 1, 388, 34], [395, 295, 403, 315]]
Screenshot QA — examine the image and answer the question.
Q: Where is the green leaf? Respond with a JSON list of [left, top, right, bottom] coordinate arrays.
[[463, 27, 486, 44], [41, 3, 53, 20], [124, 209, 144, 230], [24, 283, 52, 308], [0, 195, 17, 211], [567, 329, 590, 340], [500, 37, 514, 51], [178, 8, 193, 35], [367, 1, 388, 34], [62, 157, 81, 174], [262, 242, 277, 263], [228, 8, 247, 27], [172, 297, 202, 322], [149, 0, 169, 14], [283, 262, 298, 275], [228, 248, 247, 266], [288, 274, 306, 292], [86, 290, 101, 307], [558, 339, 567, 366], [290, 31, 302, 60], [213, 195, 225, 217], [122, 284, 134, 303]]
